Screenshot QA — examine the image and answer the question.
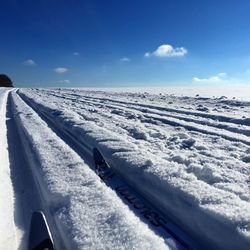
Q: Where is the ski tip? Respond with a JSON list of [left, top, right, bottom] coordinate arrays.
[[29, 211, 55, 250], [93, 148, 114, 180], [93, 147, 105, 165]]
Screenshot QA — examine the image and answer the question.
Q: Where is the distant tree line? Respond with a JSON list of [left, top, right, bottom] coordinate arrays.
[[0, 74, 13, 87]]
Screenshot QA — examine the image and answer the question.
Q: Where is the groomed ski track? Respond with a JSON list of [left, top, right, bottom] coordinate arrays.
[[7, 91, 67, 250], [35, 89, 250, 145], [8, 90, 177, 250], [15, 91, 198, 250], [2, 88, 250, 249], [17, 89, 250, 249]]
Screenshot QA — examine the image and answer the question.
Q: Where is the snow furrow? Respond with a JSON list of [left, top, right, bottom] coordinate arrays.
[[18, 90, 199, 249], [43, 90, 250, 127], [18, 89, 250, 250], [34, 90, 250, 146], [64, 95, 250, 146], [18, 89, 250, 203], [11, 91, 172, 249], [81, 94, 250, 126], [79, 96, 250, 137]]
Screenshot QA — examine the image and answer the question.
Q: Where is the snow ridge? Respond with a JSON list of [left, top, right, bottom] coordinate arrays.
[[11, 91, 171, 249], [0, 89, 17, 249], [17, 88, 250, 249]]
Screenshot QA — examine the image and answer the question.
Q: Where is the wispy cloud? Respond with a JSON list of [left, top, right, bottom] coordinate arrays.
[[217, 72, 227, 77], [54, 67, 68, 74], [193, 72, 228, 83], [120, 57, 131, 62], [58, 79, 71, 84], [73, 52, 79, 56], [23, 59, 36, 66], [145, 44, 187, 58]]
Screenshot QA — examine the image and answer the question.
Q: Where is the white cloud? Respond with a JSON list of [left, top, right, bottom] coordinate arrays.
[[73, 52, 79, 56], [58, 79, 71, 84], [120, 57, 131, 62], [145, 44, 187, 58], [193, 72, 228, 83], [217, 72, 227, 77], [23, 59, 36, 66], [54, 67, 68, 74]]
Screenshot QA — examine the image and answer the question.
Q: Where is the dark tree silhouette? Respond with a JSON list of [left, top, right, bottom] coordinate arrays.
[[0, 74, 13, 87]]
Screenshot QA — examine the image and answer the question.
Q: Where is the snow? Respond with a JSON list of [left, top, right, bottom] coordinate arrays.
[[73, 85, 250, 101], [10, 91, 171, 249], [1, 86, 250, 249], [0, 88, 17, 249]]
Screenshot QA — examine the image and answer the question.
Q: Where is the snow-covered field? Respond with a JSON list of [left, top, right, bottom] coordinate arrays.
[[1, 87, 250, 249], [0, 88, 17, 249]]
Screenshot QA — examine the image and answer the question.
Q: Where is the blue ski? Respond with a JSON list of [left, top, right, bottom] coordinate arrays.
[[93, 147, 200, 250], [28, 211, 55, 250]]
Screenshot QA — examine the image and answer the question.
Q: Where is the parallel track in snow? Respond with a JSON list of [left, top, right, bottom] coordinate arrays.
[[36, 90, 250, 146], [18, 90, 250, 195], [6, 93, 42, 249], [12, 89, 250, 249], [9, 91, 67, 250], [43, 90, 250, 126], [17, 91, 201, 249], [79, 96, 250, 136]]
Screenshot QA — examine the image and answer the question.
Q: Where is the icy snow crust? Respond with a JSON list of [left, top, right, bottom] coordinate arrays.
[[10, 92, 170, 250], [16, 88, 250, 249]]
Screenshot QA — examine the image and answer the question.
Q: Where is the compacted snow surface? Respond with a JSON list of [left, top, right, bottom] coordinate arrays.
[[1, 87, 250, 249]]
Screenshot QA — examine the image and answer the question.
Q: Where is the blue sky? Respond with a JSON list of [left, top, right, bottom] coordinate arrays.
[[1, 0, 250, 87]]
